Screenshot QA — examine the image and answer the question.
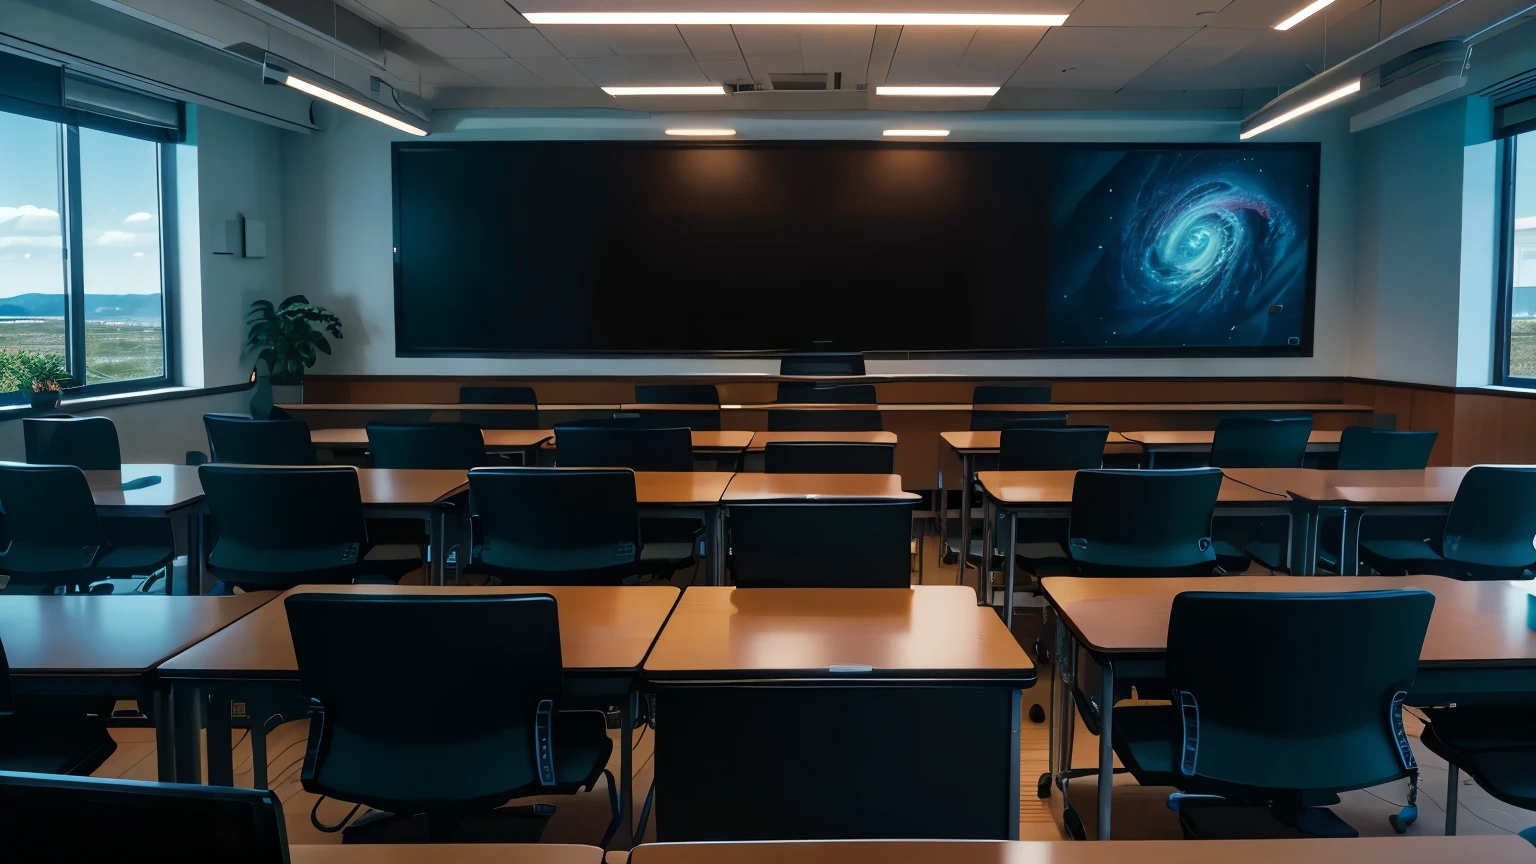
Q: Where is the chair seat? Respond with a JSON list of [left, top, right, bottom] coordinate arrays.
[[1109, 703, 1184, 788], [546, 709, 614, 790], [1213, 540, 1252, 573], [640, 542, 695, 562], [1243, 541, 1286, 573], [1359, 539, 1442, 569], [92, 544, 176, 576], [1421, 705, 1536, 807], [0, 710, 117, 776]]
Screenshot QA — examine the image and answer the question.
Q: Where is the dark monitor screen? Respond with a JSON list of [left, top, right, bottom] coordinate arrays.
[[0, 771, 288, 862]]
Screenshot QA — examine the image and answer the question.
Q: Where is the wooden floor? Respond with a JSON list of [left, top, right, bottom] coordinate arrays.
[[94, 530, 1536, 854]]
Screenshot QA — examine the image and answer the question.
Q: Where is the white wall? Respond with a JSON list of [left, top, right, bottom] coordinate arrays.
[[0, 389, 252, 463], [281, 107, 1358, 379]]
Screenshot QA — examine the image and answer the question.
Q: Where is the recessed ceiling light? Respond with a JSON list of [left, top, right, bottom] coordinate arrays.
[[1240, 79, 1360, 139], [279, 73, 428, 136], [602, 86, 728, 96], [1274, 0, 1337, 30], [882, 129, 950, 137], [665, 128, 737, 136], [526, 12, 1068, 26], [875, 86, 999, 97]]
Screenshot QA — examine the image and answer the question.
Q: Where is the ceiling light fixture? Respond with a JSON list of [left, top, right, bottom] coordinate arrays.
[[262, 59, 428, 136], [526, 12, 1068, 26], [1274, 0, 1338, 31], [665, 128, 737, 136], [603, 86, 728, 96], [883, 129, 950, 137], [875, 86, 999, 97], [1239, 79, 1360, 139]]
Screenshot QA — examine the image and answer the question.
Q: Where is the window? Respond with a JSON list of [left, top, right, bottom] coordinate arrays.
[[0, 111, 170, 402], [1500, 131, 1536, 384]]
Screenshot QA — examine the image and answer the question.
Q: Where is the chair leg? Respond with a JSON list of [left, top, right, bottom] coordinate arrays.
[[1445, 764, 1459, 836], [599, 768, 622, 849], [634, 781, 656, 844]]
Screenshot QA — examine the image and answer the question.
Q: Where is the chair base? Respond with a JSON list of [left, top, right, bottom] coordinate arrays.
[[341, 804, 554, 845], [1178, 800, 1357, 840]]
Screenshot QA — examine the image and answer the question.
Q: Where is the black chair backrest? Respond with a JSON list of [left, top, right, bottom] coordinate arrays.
[[554, 425, 693, 472], [23, 417, 121, 470], [776, 383, 876, 404], [763, 443, 895, 474], [468, 468, 641, 583], [1068, 468, 1224, 576], [0, 462, 107, 577], [972, 411, 1068, 432], [729, 500, 915, 587], [286, 592, 562, 815], [0, 636, 13, 714], [203, 415, 315, 465], [365, 423, 487, 470], [998, 426, 1110, 471], [459, 386, 539, 430], [767, 409, 883, 432], [971, 385, 1055, 431], [973, 385, 1052, 405], [196, 466, 367, 583], [634, 384, 719, 405], [1208, 417, 1313, 468], [1167, 589, 1433, 792], [1335, 427, 1438, 470], [1441, 465, 1536, 575]]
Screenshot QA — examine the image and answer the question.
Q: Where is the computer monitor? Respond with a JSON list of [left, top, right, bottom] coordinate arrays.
[[0, 771, 288, 862]]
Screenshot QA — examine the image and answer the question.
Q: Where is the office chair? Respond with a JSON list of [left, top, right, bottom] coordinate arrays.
[[0, 463, 175, 594], [1208, 417, 1313, 468], [196, 465, 419, 591], [776, 382, 876, 403], [763, 442, 895, 474], [944, 410, 1070, 569], [1417, 702, 1536, 844], [632, 385, 721, 429], [203, 414, 315, 465], [1066, 468, 1224, 576], [970, 384, 1054, 431], [767, 409, 883, 432], [1334, 427, 1438, 470], [366, 423, 488, 470], [459, 386, 540, 430], [554, 425, 693, 472], [0, 638, 118, 775], [727, 500, 916, 587], [1110, 589, 1433, 839], [23, 416, 121, 470], [1359, 465, 1536, 580], [285, 593, 617, 845]]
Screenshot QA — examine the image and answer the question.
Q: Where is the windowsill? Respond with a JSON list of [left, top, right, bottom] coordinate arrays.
[[0, 381, 252, 419]]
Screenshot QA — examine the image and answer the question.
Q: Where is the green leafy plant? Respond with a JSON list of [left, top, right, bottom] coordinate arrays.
[[245, 295, 343, 385], [0, 348, 69, 394]]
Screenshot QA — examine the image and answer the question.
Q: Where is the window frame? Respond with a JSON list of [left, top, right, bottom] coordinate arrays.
[[1496, 134, 1530, 387], [0, 111, 176, 403]]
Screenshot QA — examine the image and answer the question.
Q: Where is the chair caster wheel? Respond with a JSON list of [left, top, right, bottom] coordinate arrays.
[[1063, 806, 1087, 841], [1037, 772, 1053, 799], [1389, 805, 1417, 834], [1028, 703, 1046, 724]]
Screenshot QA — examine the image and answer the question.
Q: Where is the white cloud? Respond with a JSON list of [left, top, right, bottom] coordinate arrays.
[[0, 235, 62, 249], [0, 204, 62, 236], [96, 229, 156, 247], [133, 251, 145, 257], [123, 212, 155, 224]]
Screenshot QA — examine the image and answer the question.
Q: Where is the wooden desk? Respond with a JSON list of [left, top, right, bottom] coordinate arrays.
[[975, 471, 1287, 626], [633, 472, 734, 586], [84, 464, 205, 593], [310, 427, 554, 456], [1122, 428, 1344, 459], [544, 430, 754, 454], [722, 472, 918, 501], [290, 846, 603, 864], [735, 402, 1374, 414], [0, 592, 275, 782], [1038, 574, 1536, 841], [618, 403, 722, 412], [159, 584, 680, 845], [746, 430, 898, 451], [642, 585, 1033, 842], [628, 837, 1536, 864]]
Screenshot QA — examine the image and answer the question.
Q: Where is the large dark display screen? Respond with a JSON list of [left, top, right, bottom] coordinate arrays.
[[392, 141, 1318, 356]]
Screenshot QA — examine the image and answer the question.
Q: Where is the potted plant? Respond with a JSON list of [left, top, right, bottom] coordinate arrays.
[[245, 295, 343, 401], [22, 351, 70, 411]]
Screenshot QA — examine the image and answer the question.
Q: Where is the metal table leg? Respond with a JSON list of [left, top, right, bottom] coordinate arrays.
[[957, 453, 974, 591], [1097, 661, 1115, 840], [1003, 510, 1018, 628], [619, 690, 637, 846], [154, 688, 176, 782], [1341, 507, 1363, 575], [706, 505, 725, 586], [206, 694, 233, 786], [171, 682, 202, 784], [979, 495, 994, 609]]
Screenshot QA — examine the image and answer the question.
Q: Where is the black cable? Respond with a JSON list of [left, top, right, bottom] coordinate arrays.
[[1363, 774, 1516, 835], [632, 723, 648, 750], [310, 795, 362, 834], [237, 737, 307, 778]]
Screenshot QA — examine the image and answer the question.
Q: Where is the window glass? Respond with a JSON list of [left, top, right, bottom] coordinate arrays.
[[0, 113, 65, 397]]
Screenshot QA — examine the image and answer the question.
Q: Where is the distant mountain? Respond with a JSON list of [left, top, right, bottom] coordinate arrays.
[[0, 293, 162, 321]]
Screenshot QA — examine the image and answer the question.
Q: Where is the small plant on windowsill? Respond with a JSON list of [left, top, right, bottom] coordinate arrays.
[[245, 295, 343, 387], [10, 350, 71, 411]]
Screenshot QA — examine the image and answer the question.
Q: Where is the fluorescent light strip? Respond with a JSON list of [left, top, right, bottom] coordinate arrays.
[[876, 86, 999, 97], [1274, 0, 1338, 30], [282, 74, 427, 136], [1239, 79, 1360, 140], [603, 86, 727, 96], [527, 12, 1067, 26], [883, 129, 950, 137], [666, 128, 737, 136]]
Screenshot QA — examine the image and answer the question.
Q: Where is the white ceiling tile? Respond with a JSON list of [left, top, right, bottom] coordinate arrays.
[[354, 0, 463, 28], [957, 29, 1050, 83], [596, 25, 691, 55], [1065, 0, 1238, 27], [402, 27, 506, 58], [1007, 26, 1199, 89], [449, 57, 541, 86], [797, 26, 874, 74], [698, 57, 753, 84], [744, 54, 804, 76], [887, 27, 1047, 86], [678, 25, 743, 61], [431, 0, 529, 28], [1124, 27, 1261, 89], [420, 65, 483, 85], [481, 28, 563, 58], [1209, 0, 1372, 29], [732, 26, 803, 57], [516, 57, 594, 86], [571, 54, 710, 86], [535, 25, 616, 58]]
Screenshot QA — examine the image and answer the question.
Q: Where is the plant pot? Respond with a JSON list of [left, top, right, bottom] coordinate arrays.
[[29, 389, 61, 411], [271, 384, 304, 406]]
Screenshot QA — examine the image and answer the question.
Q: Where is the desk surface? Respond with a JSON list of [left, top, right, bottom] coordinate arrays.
[[158, 585, 680, 678], [627, 837, 1536, 864], [311, 428, 554, 449], [1041, 574, 1536, 665], [280, 403, 545, 411], [633, 471, 735, 505], [85, 464, 204, 511], [354, 468, 470, 506], [748, 431, 899, 451], [977, 470, 1287, 505], [289, 844, 603, 864], [0, 593, 275, 675], [546, 430, 753, 452], [723, 472, 919, 502], [940, 431, 1136, 455], [283, 402, 1375, 415], [643, 585, 1033, 683], [1223, 467, 1470, 504], [1122, 429, 1345, 447]]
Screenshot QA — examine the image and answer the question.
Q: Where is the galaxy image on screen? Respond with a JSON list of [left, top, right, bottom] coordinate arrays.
[[1047, 148, 1315, 350]]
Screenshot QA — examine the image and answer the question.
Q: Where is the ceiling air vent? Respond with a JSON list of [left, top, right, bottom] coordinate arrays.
[[767, 73, 842, 91]]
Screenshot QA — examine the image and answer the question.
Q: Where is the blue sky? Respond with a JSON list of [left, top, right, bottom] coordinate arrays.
[[0, 111, 162, 299]]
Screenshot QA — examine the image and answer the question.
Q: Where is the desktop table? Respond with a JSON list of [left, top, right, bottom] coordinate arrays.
[[721, 471, 918, 502], [156, 584, 680, 847], [1121, 429, 1343, 465], [84, 464, 206, 594], [0, 592, 275, 782], [975, 471, 1290, 626], [310, 427, 554, 461], [633, 472, 734, 585], [290, 846, 604, 864], [641, 585, 1034, 841], [1038, 575, 1536, 841]]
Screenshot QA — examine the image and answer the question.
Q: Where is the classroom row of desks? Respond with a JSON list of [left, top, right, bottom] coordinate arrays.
[[282, 401, 1375, 416]]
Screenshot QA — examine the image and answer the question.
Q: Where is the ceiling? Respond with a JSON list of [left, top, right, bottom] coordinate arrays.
[[316, 0, 1535, 111]]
